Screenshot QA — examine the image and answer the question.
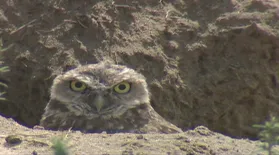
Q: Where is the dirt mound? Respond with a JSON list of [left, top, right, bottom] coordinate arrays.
[[0, 0, 279, 139], [1, 115, 276, 155]]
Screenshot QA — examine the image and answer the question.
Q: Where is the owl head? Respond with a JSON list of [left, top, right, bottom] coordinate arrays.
[[50, 62, 150, 118]]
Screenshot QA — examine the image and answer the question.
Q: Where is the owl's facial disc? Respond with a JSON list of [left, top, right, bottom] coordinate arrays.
[[51, 65, 150, 117]]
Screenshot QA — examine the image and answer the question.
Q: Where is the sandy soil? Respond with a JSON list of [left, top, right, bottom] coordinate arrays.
[[1, 0, 279, 139], [1, 115, 277, 155]]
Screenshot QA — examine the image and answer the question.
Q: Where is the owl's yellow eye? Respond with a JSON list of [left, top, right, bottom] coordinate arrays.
[[70, 81, 87, 92], [113, 82, 131, 94]]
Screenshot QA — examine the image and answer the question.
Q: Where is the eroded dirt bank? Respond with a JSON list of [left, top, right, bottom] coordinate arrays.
[[0, 0, 279, 152]]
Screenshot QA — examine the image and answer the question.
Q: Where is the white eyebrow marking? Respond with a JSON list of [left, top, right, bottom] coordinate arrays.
[[118, 68, 131, 75]]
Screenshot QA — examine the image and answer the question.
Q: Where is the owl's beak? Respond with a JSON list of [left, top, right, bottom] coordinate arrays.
[[94, 95, 104, 112]]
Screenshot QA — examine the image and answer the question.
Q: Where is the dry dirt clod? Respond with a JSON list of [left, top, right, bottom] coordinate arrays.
[[136, 134, 144, 139], [5, 135, 22, 145]]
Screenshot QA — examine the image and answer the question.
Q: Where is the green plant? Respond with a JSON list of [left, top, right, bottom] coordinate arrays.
[[253, 116, 279, 155], [51, 136, 70, 155], [0, 64, 9, 101], [0, 38, 11, 100]]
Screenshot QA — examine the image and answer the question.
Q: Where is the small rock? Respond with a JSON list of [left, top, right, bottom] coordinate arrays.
[[32, 150, 38, 155]]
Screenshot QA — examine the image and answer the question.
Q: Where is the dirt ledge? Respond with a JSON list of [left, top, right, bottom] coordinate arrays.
[[1, 115, 277, 155], [0, 0, 279, 141]]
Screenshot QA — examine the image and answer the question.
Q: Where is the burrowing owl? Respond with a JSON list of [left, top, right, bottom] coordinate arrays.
[[40, 62, 182, 133]]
